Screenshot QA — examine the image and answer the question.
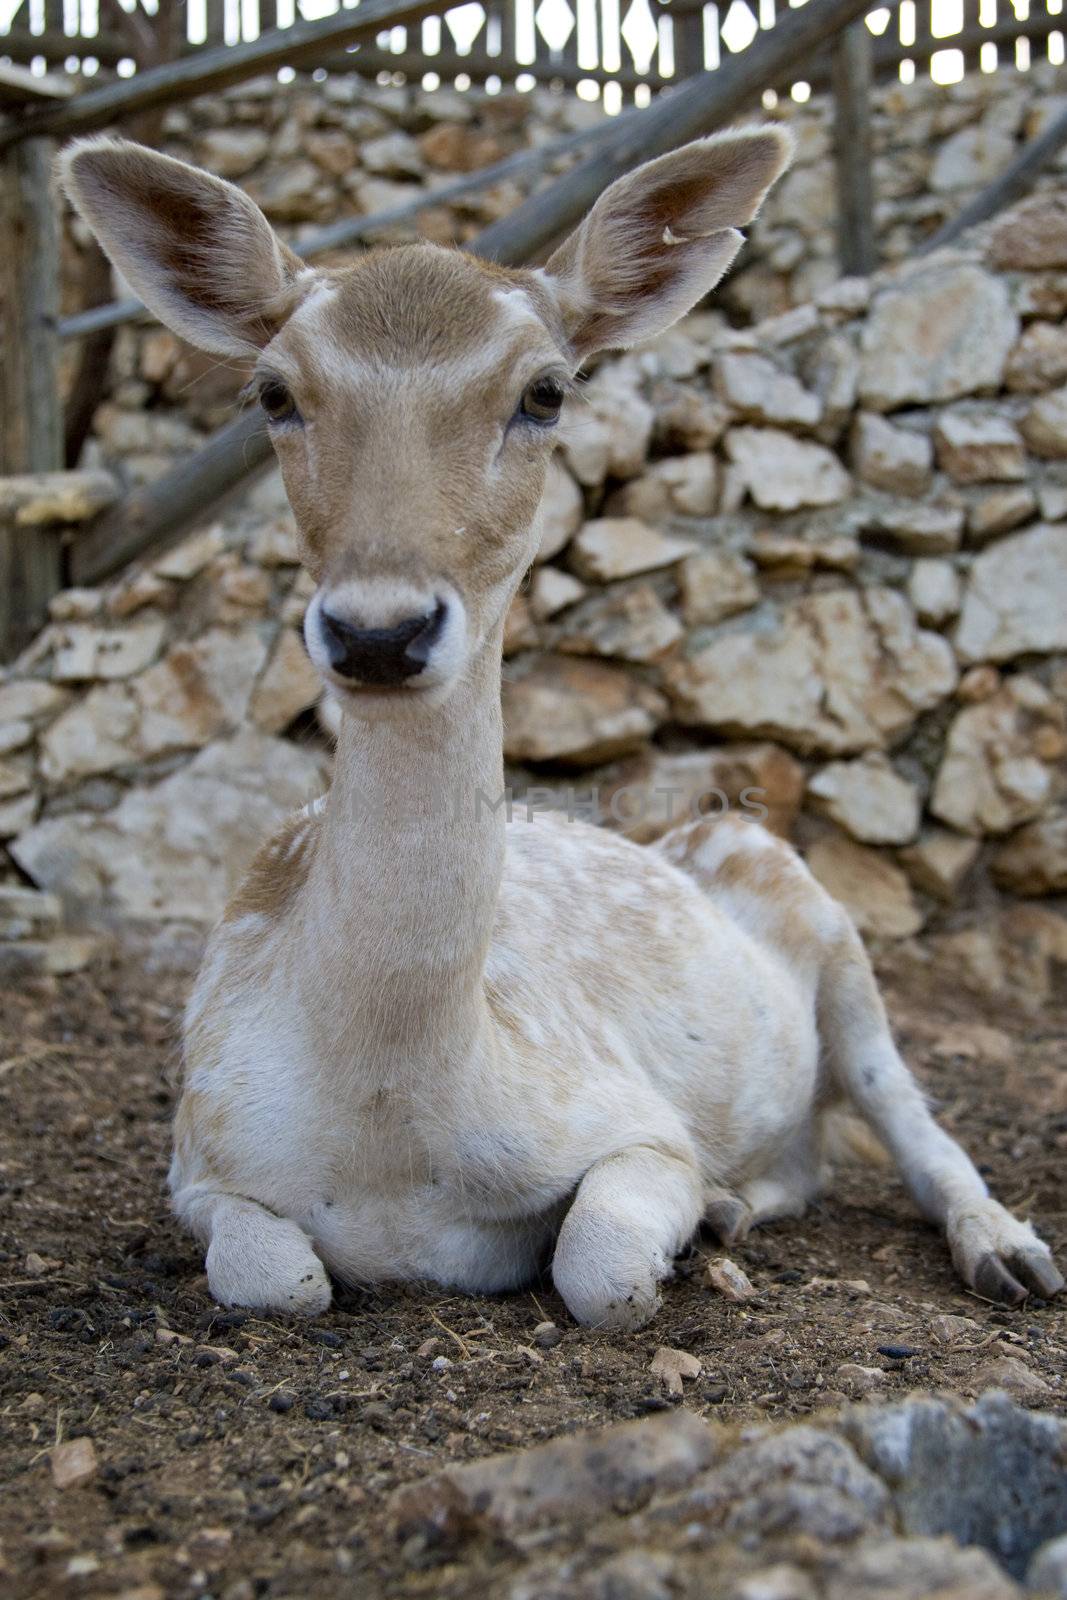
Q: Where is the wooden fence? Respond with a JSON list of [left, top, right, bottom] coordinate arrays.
[[3, 0, 1066, 112]]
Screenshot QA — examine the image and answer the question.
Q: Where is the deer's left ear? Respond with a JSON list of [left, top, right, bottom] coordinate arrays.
[[543, 125, 793, 358]]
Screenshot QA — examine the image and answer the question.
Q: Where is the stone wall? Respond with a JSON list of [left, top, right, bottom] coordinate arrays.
[[4, 186, 1067, 983], [60, 59, 1067, 484]]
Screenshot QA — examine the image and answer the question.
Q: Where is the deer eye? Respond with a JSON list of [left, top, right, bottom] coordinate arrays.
[[258, 378, 299, 426], [519, 376, 565, 426]]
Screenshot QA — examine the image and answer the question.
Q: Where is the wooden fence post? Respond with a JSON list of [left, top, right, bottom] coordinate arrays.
[[1, 136, 62, 475], [831, 19, 876, 277], [0, 135, 65, 655]]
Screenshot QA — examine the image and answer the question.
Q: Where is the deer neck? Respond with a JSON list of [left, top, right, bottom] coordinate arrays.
[[301, 628, 506, 1072]]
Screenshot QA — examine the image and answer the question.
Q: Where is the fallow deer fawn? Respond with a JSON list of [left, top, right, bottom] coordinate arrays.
[[61, 128, 1062, 1328]]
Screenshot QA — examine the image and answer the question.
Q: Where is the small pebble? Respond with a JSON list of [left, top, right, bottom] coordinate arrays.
[[707, 1256, 757, 1302], [51, 1436, 98, 1490], [268, 1392, 295, 1413], [877, 1344, 919, 1359]]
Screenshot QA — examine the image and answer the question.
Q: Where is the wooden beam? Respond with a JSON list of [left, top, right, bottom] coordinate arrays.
[[0, 26, 128, 68], [316, 45, 662, 90], [1, 137, 62, 474], [0, 0, 450, 148], [0, 60, 75, 105], [919, 100, 1067, 255], [72, 0, 879, 585], [0, 136, 64, 652], [831, 19, 876, 276]]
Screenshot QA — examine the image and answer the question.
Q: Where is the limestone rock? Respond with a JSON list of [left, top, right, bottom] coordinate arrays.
[[196, 126, 270, 177], [390, 1411, 715, 1540], [662, 1425, 890, 1543], [827, 1538, 1020, 1600], [807, 754, 921, 847], [1021, 386, 1067, 456], [245, 518, 300, 567], [601, 743, 805, 843], [0, 470, 118, 526], [607, 454, 717, 521], [934, 412, 1026, 484], [713, 350, 822, 429], [0, 933, 101, 977], [988, 191, 1067, 270], [900, 827, 980, 902], [861, 498, 964, 554], [536, 458, 584, 563], [908, 558, 961, 626], [802, 331, 860, 440], [250, 627, 320, 734], [1028, 1534, 1067, 1599], [560, 384, 654, 488], [931, 677, 1064, 835], [851, 412, 933, 496], [749, 531, 859, 574], [842, 1391, 1067, 1580], [967, 486, 1036, 544], [360, 130, 424, 178], [859, 265, 1018, 410], [931, 125, 1015, 191], [51, 620, 166, 683], [0, 679, 69, 724], [245, 159, 329, 222], [724, 427, 851, 511], [807, 833, 924, 938], [14, 732, 329, 924], [0, 885, 61, 940], [556, 584, 682, 664], [48, 588, 102, 622], [529, 567, 585, 621], [992, 810, 1067, 895], [664, 589, 957, 756], [134, 627, 269, 759], [649, 381, 730, 452], [502, 657, 665, 767], [955, 523, 1067, 662], [39, 684, 140, 784], [50, 1437, 98, 1490], [154, 524, 226, 581], [503, 593, 539, 656], [569, 519, 695, 582], [1004, 321, 1067, 392], [678, 549, 760, 627], [0, 791, 38, 837]]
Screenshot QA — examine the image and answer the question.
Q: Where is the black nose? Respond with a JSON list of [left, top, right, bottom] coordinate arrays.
[[319, 599, 447, 686]]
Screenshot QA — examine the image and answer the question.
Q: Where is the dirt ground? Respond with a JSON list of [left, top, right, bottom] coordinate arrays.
[[1, 955, 1065, 1600]]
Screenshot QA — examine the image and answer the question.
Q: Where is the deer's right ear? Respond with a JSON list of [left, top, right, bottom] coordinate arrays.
[[58, 137, 309, 357]]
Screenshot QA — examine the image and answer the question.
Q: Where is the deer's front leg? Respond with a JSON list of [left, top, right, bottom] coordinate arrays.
[[552, 1143, 703, 1331], [180, 1189, 332, 1317]]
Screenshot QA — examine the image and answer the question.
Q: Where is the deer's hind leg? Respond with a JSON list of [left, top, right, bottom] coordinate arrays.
[[657, 814, 1063, 1305], [705, 1122, 825, 1245]]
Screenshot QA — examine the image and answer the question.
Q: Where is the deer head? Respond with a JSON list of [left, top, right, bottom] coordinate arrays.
[[60, 125, 791, 713]]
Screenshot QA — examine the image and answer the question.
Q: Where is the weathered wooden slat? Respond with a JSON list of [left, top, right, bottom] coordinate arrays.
[[919, 100, 1067, 256], [0, 136, 64, 652], [0, 60, 75, 104], [0, 26, 128, 67], [71, 0, 880, 585], [831, 18, 876, 276], [0, 0, 453, 147], [315, 45, 664, 89]]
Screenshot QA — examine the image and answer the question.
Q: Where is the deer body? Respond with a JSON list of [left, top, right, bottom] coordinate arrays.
[[61, 128, 1063, 1326]]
